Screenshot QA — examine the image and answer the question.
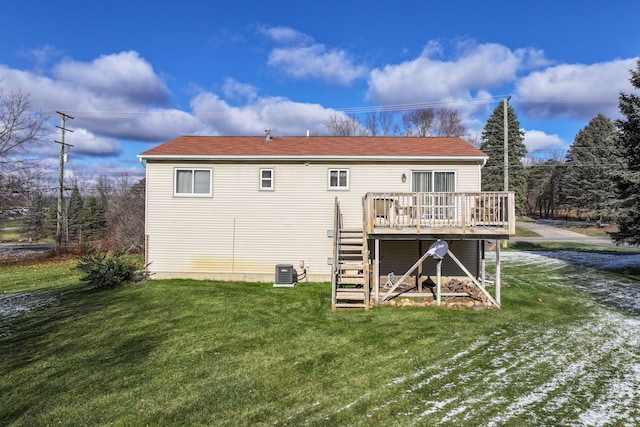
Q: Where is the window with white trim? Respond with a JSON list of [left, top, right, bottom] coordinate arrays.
[[174, 168, 211, 196], [260, 168, 274, 190], [328, 169, 349, 190]]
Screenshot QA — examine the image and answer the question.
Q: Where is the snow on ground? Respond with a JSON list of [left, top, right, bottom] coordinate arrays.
[[331, 250, 640, 425], [503, 250, 640, 314], [0, 290, 60, 319]]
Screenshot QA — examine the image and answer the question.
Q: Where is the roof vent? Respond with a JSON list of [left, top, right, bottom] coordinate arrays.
[[264, 129, 272, 141]]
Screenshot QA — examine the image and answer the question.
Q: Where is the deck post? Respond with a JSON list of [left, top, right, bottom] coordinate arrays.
[[495, 240, 501, 306], [481, 240, 486, 288], [436, 258, 442, 306], [374, 238, 380, 304], [418, 241, 423, 293]]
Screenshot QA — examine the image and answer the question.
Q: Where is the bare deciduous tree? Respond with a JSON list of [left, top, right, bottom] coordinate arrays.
[[402, 109, 435, 136], [364, 112, 379, 136], [0, 85, 47, 160], [378, 111, 394, 136], [436, 107, 467, 136], [324, 112, 366, 136], [0, 85, 48, 219], [108, 176, 145, 250]]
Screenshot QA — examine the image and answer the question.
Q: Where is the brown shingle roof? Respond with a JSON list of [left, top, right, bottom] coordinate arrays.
[[139, 135, 487, 159]]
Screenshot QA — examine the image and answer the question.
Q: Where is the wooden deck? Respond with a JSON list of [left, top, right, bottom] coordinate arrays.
[[364, 192, 515, 239]]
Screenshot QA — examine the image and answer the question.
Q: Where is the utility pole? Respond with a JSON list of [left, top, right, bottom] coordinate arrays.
[[55, 111, 74, 249], [501, 96, 511, 255]]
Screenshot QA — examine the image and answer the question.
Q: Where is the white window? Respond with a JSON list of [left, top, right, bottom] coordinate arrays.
[[260, 168, 274, 190], [175, 168, 211, 196], [328, 169, 349, 190]]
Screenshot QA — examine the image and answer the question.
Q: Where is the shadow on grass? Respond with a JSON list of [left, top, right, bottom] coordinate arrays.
[[0, 284, 169, 424]]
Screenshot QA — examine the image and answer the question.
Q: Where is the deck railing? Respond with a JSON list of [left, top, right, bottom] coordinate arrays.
[[364, 192, 515, 235]]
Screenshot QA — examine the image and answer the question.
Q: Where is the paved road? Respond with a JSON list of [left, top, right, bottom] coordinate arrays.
[[512, 220, 638, 250], [0, 242, 56, 257]]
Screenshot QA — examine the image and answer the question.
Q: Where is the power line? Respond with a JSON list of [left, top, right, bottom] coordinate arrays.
[[40, 96, 619, 120]]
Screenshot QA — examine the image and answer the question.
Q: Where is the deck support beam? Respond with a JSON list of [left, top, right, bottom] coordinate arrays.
[[446, 249, 499, 308]]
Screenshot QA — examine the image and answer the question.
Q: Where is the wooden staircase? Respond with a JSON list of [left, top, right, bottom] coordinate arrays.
[[332, 229, 369, 310]]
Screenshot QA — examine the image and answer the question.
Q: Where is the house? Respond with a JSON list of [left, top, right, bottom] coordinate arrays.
[[138, 134, 515, 310]]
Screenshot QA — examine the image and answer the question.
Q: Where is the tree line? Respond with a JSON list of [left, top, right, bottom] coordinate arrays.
[[16, 176, 145, 250]]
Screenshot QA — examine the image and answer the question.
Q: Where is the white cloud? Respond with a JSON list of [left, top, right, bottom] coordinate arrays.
[[222, 78, 259, 103], [29, 128, 122, 157], [261, 26, 367, 86], [53, 51, 170, 105], [0, 52, 189, 142], [515, 58, 636, 120], [367, 41, 534, 105], [523, 129, 567, 155], [268, 45, 367, 85], [259, 25, 312, 45], [190, 90, 338, 136], [68, 128, 122, 156], [0, 51, 170, 116]]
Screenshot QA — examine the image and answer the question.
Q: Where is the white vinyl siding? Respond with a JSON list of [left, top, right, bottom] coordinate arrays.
[[174, 168, 211, 196], [146, 160, 483, 281]]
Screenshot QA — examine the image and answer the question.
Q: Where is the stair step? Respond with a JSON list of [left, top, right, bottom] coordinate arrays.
[[335, 292, 366, 300], [338, 271, 365, 277], [334, 303, 368, 309], [333, 228, 367, 310], [340, 237, 363, 243], [338, 278, 365, 286], [339, 254, 363, 260], [338, 263, 364, 270]]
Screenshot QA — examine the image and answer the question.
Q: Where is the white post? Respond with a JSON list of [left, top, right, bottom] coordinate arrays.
[[436, 259, 442, 306], [495, 241, 501, 306]]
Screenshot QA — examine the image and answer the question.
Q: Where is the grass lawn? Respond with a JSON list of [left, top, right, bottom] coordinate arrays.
[[0, 219, 22, 241], [514, 226, 540, 237], [1, 249, 639, 426]]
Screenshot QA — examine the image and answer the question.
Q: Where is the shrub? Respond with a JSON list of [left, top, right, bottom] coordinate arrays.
[[76, 247, 136, 289]]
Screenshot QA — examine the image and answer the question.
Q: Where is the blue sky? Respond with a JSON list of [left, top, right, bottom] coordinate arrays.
[[1, 0, 638, 183]]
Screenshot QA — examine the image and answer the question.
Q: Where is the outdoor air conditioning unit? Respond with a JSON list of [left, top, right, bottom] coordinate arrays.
[[274, 264, 297, 287]]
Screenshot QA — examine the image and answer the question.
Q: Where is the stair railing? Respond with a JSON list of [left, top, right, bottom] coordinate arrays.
[[331, 197, 342, 311]]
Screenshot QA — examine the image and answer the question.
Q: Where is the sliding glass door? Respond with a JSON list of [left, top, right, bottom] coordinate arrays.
[[412, 171, 456, 221]]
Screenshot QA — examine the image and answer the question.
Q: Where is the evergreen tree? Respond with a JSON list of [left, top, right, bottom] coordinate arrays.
[[561, 114, 622, 223], [66, 185, 83, 242], [480, 102, 528, 215], [21, 191, 45, 241], [44, 199, 57, 239], [80, 196, 106, 241], [612, 58, 640, 245]]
